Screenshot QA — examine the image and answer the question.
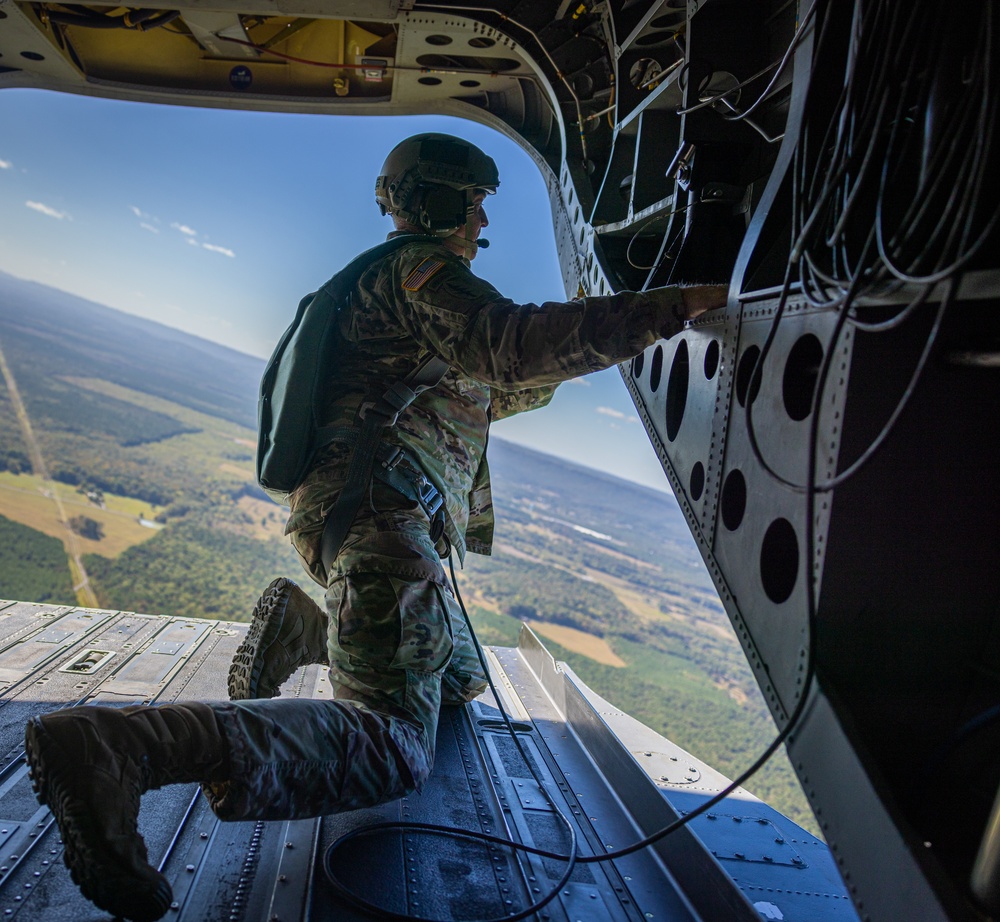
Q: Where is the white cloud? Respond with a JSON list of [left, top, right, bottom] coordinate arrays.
[[565, 377, 591, 387], [171, 222, 198, 237], [0, 159, 12, 170], [596, 406, 638, 423], [26, 201, 69, 220], [140, 222, 160, 234], [202, 243, 235, 258], [131, 204, 160, 224], [186, 238, 199, 247]]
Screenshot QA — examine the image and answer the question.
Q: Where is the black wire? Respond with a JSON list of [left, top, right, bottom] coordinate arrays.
[[721, 0, 820, 123], [816, 285, 951, 492], [678, 0, 819, 120], [625, 204, 694, 270], [323, 505, 818, 919], [323, 548, 580, 922]]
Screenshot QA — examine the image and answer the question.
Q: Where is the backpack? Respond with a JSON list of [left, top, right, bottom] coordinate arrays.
[[255, 235, 446, 504]]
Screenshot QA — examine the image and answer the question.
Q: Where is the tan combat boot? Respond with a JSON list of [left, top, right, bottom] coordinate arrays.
[[25, 702, 229, 922], [228, 577, 329, 701]]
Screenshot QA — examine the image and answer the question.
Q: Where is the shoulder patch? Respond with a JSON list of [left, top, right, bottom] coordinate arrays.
[[402, 257, 446, 292]]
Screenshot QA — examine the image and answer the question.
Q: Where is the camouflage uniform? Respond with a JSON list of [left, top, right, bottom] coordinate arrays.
[[204, 235, 687, 821]]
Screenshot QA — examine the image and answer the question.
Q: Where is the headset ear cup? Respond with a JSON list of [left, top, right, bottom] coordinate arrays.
[[420, 186, 466, 232]]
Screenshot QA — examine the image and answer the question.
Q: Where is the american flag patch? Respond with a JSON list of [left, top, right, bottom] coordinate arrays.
[[402, 257, 446, 291]]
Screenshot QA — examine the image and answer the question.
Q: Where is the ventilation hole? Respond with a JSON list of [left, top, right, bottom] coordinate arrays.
[[631, 352, 645, 379], [21, 51, 45, 61], [690, 462, 705, 501], [665, 339, 689, 442], [425, 34, 452, 45], [418, 77, 442, 86], [579, 226, 585, 245], [721, 470, 746, 530], [736, 344, 762, 407], [783, 333, 824, 421], [574, 72, 595, 97], [649, 345, 664, 392], [416, 54, 519, 71], [573, 205, 580, 224], [760, 518, 799, 604], [704, 339, 720, 379], [650, 12, 686, 28], [468, 36, 496, 48], [459, 79, 481, 87], [635, 30, 675, 45]]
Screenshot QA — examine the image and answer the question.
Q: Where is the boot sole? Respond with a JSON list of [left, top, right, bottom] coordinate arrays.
[[228, 576, 293, 700], [24, 716, 173, 922]]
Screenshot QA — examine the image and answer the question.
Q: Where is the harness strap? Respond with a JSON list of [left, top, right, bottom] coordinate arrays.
[[318, 354, 448, 579]]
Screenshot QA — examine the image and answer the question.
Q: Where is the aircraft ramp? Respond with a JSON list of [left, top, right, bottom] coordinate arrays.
[[0, 599, 854, 921]]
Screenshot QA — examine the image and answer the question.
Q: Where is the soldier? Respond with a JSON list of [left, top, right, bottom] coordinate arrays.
[[24, 133, 726, 922]]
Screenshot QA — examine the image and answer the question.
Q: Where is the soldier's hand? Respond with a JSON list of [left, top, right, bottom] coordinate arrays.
[[679, 285, 728, 320]]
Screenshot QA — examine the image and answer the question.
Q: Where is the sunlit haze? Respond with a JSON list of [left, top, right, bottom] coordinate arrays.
[[0, 89, 671, 493]]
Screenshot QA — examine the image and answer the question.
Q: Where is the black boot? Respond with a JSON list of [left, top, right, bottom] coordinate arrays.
[[228, 577, 328, 700], [25, 702, 229, 922]]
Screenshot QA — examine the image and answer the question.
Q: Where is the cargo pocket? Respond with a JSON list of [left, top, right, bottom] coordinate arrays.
[[333, 572, 453, 677]]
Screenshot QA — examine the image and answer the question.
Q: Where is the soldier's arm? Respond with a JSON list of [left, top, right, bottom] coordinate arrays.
[[392, 248, 721, 389], [490, 384, 558, 420], [488, 280, 725, 418]]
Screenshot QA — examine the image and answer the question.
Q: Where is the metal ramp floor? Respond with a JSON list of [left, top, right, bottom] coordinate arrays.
[[0, 600, 855, 921]]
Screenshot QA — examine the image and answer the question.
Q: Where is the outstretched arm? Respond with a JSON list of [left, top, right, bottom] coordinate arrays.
[[390, 246, 725, 390]]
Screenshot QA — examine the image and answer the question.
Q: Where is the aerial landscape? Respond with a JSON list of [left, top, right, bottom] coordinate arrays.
[[0, 268, 813, 831]]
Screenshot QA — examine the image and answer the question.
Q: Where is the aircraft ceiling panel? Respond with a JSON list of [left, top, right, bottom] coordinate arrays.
[[0, 2, 81, 83], [390, 14, 532, 106]]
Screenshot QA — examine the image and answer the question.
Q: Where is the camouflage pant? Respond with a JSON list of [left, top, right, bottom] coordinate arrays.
[[204, 481, 487, 821]]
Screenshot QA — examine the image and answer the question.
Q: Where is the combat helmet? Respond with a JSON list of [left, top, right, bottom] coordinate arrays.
[[375, 133, 499, 235]]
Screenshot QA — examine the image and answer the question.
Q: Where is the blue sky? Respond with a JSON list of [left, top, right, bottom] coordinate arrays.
[[0, 88, 671, 492]]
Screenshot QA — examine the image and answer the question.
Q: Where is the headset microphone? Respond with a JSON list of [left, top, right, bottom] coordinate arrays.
[[477, 238, 490, 248]]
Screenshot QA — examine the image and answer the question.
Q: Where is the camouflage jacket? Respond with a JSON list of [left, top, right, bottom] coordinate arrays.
[[286, 235, 686, 563]]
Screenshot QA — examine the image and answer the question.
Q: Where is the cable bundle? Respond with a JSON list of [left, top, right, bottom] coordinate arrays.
[[750, 0, 998, 497], [795, 0, 998, 303]]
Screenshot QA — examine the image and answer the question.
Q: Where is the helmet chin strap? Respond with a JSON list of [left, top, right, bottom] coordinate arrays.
[[446, 230, 489, 260]]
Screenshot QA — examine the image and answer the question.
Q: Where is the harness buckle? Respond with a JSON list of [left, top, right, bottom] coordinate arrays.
[[415, 476, 444, 517], [358, 400, 399, 426], [379, 446, 404, 471]]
